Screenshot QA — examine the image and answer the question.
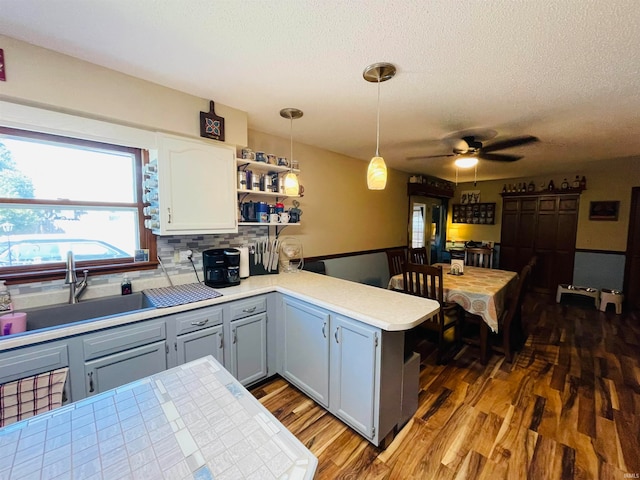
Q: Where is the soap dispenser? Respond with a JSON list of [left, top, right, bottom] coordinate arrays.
[[121, 275, 132, 295], [0, 280, 12, 312]]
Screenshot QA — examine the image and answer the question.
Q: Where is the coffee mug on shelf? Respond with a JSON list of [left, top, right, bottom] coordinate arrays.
[[279, 212, 290, 224], [277, 157, 289, 167], [267, 154, 277, 165], [269, 213, 279, 223], [255, 151, 267, 162], [242, 148, 256, 160]]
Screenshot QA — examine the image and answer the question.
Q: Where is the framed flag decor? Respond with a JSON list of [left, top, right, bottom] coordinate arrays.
[[200, 100, 225, 142]]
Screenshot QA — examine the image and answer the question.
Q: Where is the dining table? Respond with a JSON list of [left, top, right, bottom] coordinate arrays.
[[388, 263, 519, 333]]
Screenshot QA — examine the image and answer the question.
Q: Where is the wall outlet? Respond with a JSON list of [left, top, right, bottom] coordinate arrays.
[[174, 249, 193, 263]]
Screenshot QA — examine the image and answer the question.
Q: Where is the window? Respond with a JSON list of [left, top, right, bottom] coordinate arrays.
[[0, 127, 156, 283], [411, 205, 425, 248]]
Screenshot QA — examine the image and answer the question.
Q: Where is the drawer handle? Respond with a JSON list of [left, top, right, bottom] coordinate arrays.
[[334, 327, 340, 344], [322, 322, 327, 338], [233, 330, 237, 344], [191, 319, 209, 326], [242, 306, 257, 313], [88, 372, 95, 393], [219, 332, 223, 349]]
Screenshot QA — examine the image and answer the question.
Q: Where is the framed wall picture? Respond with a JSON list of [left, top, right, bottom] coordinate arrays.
[[589, 201, 619, 221], [200, 100, 225, 142], [460, 190, 480, 204]]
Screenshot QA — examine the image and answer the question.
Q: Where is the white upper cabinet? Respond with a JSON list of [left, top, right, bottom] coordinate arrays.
[[146, 133, 238, 235]]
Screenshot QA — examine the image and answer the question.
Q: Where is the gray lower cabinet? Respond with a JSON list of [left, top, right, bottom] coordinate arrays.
[[278, 295, 404, 446], [228, 296, 268, 386], [229, 313, 268, 386], [176, 324, 224, 365], [173, 305, 224, 366], [330, 314, 377, 439], [82, 319, 168, 397], [281, 297, 330, 407], [0, 340, 72, 403]]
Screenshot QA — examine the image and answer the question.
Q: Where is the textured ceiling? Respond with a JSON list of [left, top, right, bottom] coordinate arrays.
[[1, 0, 639, 183]]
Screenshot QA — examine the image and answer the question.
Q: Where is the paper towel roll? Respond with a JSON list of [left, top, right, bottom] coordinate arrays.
[[239, 246, 250, 278]]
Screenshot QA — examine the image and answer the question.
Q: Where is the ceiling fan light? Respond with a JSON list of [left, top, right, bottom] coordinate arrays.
[[367, 156, 387, 190], [454, 156, 478, 168]]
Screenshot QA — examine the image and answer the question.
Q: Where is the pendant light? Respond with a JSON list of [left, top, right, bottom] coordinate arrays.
[[363, 62, 396, 190], [279, 107, 303, 196]]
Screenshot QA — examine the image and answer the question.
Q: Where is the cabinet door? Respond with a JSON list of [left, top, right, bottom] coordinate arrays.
[[330, 315, 377, 440], [282, 297, 330, 407], [230, 313, 267, 386], [84, 341, 167, 397], [157, 134, 237, 234], [176, 324, 224, 366]]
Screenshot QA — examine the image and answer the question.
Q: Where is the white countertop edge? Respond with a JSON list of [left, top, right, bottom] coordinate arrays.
[[1, 272, 440, 351]]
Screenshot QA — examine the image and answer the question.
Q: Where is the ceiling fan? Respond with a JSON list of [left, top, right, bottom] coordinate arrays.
[[409, 134, 540, 163]]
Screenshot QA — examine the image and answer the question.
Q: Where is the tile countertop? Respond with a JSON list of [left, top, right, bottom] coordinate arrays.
[[0, 355, 317, 479], [1, 271, 440, 351]]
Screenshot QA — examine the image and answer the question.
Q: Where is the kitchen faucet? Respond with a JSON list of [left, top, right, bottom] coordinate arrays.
[[64, 251, 88, 304]]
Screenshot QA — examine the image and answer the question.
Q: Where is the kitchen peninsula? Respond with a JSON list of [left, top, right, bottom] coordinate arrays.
[[0, 356, 318, 479], [0, 272, 440, 450]]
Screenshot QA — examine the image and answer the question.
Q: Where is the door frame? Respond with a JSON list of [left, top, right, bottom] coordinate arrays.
[[623, 186, 640, 309]]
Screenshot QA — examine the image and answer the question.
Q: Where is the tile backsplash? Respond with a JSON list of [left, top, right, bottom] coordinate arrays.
[[6, 227, 271, 308]]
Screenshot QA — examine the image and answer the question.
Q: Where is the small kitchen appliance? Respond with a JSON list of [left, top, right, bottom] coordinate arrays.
[[203, 248, 241, 287]]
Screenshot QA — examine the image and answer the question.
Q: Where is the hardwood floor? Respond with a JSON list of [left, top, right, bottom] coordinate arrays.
[[251, 294, 640, 479]]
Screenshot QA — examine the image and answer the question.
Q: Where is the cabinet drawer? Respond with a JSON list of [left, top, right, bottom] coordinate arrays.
[[230, 296, 267, 320], [0, 343, 68, 384], [175, 306, 223, 336], [83, 320, 166, 361]]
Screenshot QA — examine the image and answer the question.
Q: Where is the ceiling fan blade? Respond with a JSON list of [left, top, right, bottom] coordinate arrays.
[[407, 154, 455, 160], [481, 135, 539, 153], [479, 152, 522, 162]]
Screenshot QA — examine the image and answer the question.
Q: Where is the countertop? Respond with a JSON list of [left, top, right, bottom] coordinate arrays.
[[0, 355, 317, 479], [1, 271, 440, 351]]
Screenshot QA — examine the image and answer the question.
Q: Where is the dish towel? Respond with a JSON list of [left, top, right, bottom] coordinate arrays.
[[0, 367, 68, 427]]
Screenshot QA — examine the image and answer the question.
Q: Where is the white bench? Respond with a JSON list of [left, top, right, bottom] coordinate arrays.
[[556, 284, 600, 309]]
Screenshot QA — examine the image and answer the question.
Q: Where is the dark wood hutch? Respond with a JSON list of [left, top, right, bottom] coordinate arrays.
[[500, 188, 583, 293]]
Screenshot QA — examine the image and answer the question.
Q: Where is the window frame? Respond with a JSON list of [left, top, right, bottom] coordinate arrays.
[[0, 126, 157, 284]]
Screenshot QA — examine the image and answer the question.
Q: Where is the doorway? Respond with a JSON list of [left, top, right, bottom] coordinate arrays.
[[408, 196, 445, 264]]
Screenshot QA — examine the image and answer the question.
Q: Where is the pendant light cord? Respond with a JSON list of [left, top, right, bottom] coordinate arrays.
[[290, 117, 294, 173], [376, 77, 381, 157]]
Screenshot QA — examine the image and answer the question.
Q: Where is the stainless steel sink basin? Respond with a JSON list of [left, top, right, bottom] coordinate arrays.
[[23, 293, 156, 332]]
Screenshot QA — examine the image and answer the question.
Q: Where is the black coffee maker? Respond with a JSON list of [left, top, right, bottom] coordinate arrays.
[[203, 248, 241, 287]]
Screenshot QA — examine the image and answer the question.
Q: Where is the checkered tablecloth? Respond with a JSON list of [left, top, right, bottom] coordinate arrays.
[[143, 283, 223, 308]]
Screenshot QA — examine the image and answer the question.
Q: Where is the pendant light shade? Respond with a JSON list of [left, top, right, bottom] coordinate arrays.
[[280, 107, 303, 196], [367, 156, 387, 189], [363, 62, 396, 190]]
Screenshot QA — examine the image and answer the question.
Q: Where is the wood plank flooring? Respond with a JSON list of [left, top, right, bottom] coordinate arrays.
[[250, 294, 640, 479]]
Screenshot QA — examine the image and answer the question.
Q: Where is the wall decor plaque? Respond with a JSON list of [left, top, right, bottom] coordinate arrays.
[[200, 100, 225, 141]]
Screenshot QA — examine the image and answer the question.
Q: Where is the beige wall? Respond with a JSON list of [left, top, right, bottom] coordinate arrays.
[[448, 157, 640, 252], [0, 35, 409, 259], [249, 130, 409, 257], [0, 35, 247, 146]]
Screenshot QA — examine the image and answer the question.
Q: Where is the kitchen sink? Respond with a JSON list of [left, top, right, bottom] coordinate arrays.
[[23, 293, 156, 332]]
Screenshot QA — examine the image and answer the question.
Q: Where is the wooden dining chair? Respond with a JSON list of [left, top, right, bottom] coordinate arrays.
[[402, 262, 461, 364], [460, 263, 532, 364], [408, 247, 427, 264], [386, 248, 407, 278], [464, 247, 494, 268]]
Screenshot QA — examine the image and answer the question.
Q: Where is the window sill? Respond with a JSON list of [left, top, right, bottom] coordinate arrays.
[[0, 259, 159, 285]]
